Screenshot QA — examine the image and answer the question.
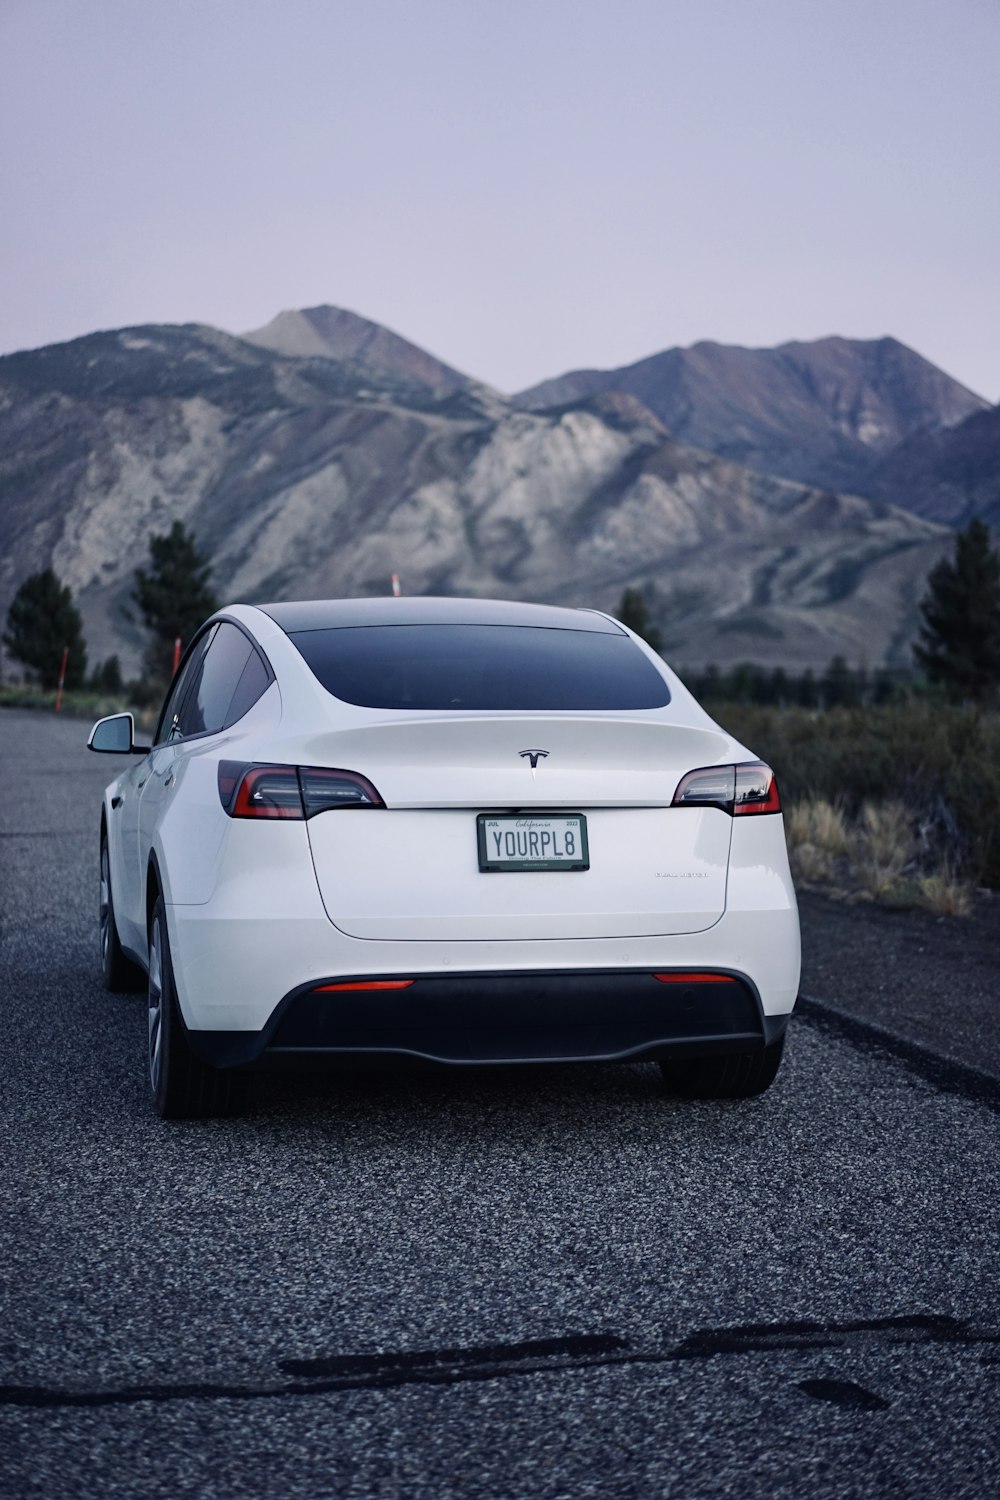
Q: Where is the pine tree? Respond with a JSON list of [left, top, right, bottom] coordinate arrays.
[[133, 521, 218, 683], [616, 586, 663, 652], [3, 569, 88, 689], [89, 655, 124, 694], [822, 655, 857, 708], [914, 519, 1000, 704]]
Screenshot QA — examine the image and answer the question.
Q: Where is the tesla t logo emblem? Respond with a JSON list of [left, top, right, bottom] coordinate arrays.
[[519, 749, 549, 775]]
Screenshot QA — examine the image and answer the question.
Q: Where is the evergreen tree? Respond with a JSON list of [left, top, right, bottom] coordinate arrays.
[[616, 586, 662, 652], [3, 569, 87, 689], [768, 667, 789, 707], [796, 668, 819, 709], [914, 519, 1000, 704], [822, 654, 856, 708], [89, 655, 124, 694], [133, 521, 218, 682]]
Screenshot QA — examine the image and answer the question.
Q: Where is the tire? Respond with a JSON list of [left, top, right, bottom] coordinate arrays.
[[659, 1036, 785, 1100], [147, 894, 245, 1119], [100, 835, 145, 993]]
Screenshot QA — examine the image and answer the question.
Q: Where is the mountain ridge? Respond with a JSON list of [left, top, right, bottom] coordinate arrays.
[[0, 317, 955, 679], [514, 334, 988, 499]]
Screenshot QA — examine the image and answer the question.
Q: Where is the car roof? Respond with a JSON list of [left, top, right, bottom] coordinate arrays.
[[256, 596, 625, 635]]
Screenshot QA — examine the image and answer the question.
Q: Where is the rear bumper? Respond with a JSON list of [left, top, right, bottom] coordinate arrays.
[[185, 969, 790, 1068]]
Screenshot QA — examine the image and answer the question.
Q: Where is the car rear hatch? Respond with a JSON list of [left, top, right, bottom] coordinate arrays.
[[303, 715, 734, 941]]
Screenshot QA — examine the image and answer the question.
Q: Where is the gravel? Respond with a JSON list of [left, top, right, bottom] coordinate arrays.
[[1, 709, 997, 1500]]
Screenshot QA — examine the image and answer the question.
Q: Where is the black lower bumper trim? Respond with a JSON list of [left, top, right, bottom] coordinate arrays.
[[187, 969, 790, 1069]]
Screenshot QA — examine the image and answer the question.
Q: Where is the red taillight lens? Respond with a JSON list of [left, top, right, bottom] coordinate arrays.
[[231, 765, 304, 819], [671, 761, 780, 816], [732, 762, 781, 815], [313, 980, 414, 992], [218, 763, 385, 819], [654, 972, 737, 983]]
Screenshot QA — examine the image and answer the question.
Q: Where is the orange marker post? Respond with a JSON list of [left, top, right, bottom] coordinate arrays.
[[391, 573, 401, 597]]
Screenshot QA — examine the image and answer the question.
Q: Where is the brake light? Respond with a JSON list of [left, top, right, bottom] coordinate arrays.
[[654, 972, 737, 983], [232, 765, 303, 819], [671, 761, 781, 816], [218, 762, 384, 819], [313, 980, 414, 992], [300, 767, 383, 816]]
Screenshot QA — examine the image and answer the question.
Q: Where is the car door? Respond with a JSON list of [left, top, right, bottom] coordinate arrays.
[[137, 623, 256, 907], [115, 628, 219, 950]]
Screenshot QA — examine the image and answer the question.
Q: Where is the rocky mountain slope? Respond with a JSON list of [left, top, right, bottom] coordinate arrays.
[[0, 317, 952, 678], [515, 335, 988, 500], [870, 403, 1000, 530]]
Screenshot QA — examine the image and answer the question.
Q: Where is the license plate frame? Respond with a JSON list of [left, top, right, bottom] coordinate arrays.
[[476, 813, 590, 873]]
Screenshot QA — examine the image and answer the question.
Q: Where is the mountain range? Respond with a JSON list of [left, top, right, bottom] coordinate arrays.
[[0, 306, 994, 677]]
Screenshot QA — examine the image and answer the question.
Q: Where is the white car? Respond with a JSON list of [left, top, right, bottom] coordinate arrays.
[[89, 597, 800, 1117]]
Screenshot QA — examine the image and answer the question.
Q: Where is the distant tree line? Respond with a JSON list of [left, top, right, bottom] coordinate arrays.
[[679, 657, 916, 710]]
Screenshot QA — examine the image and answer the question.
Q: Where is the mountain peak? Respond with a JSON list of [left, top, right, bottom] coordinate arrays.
[[242, 305, 475, 396], [515, 334, 988, 495]]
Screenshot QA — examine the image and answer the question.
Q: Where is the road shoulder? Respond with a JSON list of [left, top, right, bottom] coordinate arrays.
[[797, 888, 1000, 1081]]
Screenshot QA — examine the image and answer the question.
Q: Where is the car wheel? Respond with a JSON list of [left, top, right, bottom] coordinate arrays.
[[100, 836, 145, 993], [659, 1036, 785, 1100], [147, 894, 245, 1119]]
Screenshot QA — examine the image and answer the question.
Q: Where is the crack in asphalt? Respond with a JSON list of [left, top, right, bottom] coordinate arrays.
[[797, 996, 1000, 1113], [1, 1316, 996, 1412]]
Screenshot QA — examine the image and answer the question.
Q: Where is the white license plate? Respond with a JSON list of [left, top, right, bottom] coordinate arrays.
[[477, 814, 589, 872]]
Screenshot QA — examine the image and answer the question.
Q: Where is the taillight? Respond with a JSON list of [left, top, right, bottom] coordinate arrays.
[[218, 762, 384, 819], [654, 972, 737, 983], [299, 767, 383, 817], [231, 765, 303, 819], [313, 979, 414, 992], [671, 761, 781, 816]]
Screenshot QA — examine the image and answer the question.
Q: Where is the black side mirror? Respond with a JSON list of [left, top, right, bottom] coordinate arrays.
[[88, 713, 149, 755]]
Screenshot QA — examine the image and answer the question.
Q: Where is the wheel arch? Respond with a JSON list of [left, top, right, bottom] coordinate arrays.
[[146, 851, 164, 938]]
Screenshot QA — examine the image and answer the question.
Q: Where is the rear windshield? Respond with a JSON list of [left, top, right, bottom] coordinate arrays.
[[287, 624, 670, 710]]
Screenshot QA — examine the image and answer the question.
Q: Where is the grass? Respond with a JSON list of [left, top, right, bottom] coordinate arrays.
[[785, 793, 977, 913], [0, 684, 135, 718], [0, 684, 160, 733]]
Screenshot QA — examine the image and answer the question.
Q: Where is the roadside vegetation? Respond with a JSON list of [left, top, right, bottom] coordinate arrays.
[[712, 700, 996, 906]]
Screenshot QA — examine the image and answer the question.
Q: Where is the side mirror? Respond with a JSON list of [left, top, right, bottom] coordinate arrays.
[[88, 713, 149, 755]]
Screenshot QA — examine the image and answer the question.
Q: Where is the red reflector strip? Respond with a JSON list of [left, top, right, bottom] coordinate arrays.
[[653, 972, 737, 984], [313, 980, 415, 992]]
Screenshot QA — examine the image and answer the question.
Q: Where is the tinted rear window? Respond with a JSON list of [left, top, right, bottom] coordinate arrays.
[[287, 624, 670, 710]]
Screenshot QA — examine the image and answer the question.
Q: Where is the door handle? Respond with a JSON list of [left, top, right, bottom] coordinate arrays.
[[164, 773, 175, 789]]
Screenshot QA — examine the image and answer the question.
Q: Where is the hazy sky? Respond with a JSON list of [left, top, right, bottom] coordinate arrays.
[[2, 0, 998, 398]]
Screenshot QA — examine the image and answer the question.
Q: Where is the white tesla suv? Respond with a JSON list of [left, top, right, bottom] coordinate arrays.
[[88, 597, 800, 1117]]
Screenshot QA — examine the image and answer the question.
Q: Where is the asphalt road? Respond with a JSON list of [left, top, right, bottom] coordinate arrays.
[[1, 708, 997, 1500]]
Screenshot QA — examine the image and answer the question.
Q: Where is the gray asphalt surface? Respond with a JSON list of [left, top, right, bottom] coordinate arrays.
[[1, 707, 997, 1500]]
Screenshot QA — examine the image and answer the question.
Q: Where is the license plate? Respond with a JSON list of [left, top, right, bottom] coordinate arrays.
[[477, 814, 589, 872]]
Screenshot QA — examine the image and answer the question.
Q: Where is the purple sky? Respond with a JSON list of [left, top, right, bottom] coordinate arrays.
[[2, 0, 998, 398]]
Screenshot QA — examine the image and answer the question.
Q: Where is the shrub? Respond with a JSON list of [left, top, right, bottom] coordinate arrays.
[[713, 701, 1000, 889]]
